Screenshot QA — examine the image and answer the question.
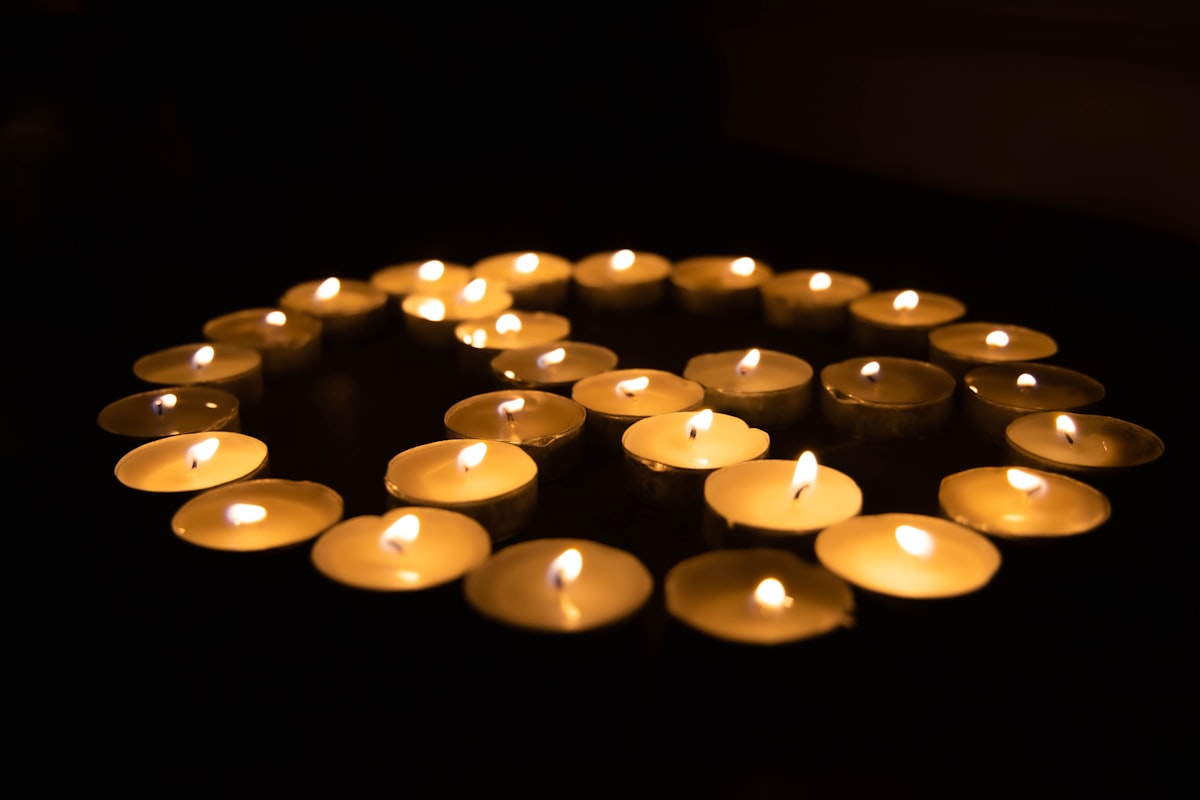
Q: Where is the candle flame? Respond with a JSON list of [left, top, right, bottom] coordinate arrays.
[[687, 408, 714, 440], [895, 525, 934, 558], [860, 360, 881, 381], [316, 277, 341, 301], [616, 375, 649, 398], [1017, 373, 1038, 389], [809, 272, 832, 291], [1007, 468, 1047, 497], [537, 347, 566, 368], [753, 578, 793, 613], [186, 437, 220, 470], [417, 298, 446, 321], [736, 348, 761, 376], [790, 451, 818, 499], [731, 256, 756, 277], [495, 313, 522, 334], [515, 252, 540, 274], [985, 330, 1010, 348], [893, 290, 919, 312], [498, 397, 526, 421], [457, 441, 488, 472], [153, 393, 178, 415], [466, 328, 488, 347], [610, 249, 635, 271], [417, 260, 445, 281], [264, 310, 287, 327], [547, 548, 583, 589], [1056, 414, 1077, 445], [191, 345, 215, 370], [460, 278, 488, 304], [225, 503, 267, 525], [381, 513, 420, 553]]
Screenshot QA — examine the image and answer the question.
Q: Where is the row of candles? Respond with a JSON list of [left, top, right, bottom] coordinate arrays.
[[99, 250, 1165, 646]]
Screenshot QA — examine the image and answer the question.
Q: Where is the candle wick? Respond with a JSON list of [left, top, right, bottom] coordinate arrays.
[[505, 411, 515, 423], [688, 426, 698, 441], [792, 485, 807, 500], [190, 457, 198, 470], [866, 374, 877, 383], [154, 401, 164, 416], [1064, 433, 1075, 445]]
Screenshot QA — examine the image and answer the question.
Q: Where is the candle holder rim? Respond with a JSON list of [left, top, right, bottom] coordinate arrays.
[[97, 384, 242, 436], [1005, 411, 1165, 466], [937, 466, 1112, 539]]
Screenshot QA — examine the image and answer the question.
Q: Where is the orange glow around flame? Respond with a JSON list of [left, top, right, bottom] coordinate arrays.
[[457, 442, 488, 472], [264, 310, 287, 327], [1056, 414, 1077, 445], [737, 348, 761, 376], [809, 272, 832, 291], [417, 260, 445, 281], [893, 290, 919, 312], [495, 313, 522, 334], [753, 578, 793, 613], [895, 525, 934, 558], [191, 345, 215, 370], [1006, 468, 1047, 497], [547, 548, 583, 589], [186, 437, 220, 470], [616, 375, 649, 397], [790, 451, 818, 499], [985, 330, 1010, 347], [381, 513, 420, 553], [225, 503, 267, 525], [537, 347, 566, 368], [731, 257, 756, 277], [610, 249, 635, 271], [315, 277, 341, 301], [1017, 373, 1038, 389], [515, 253, 540, 274]]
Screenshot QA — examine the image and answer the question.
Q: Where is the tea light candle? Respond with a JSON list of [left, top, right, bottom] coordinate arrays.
[[171, 478, 344, 551], [278, 276, 388, 341], [571, 368, 706, 451], [114, 431, 269, 494], [463, 538, 654, 633], [927, 322, 1058, 380], [203, 307, 322, 375], [815, 513, 1002, 599], [1004, 412, 1165, 476], [384, 439, 538, 542], [848, 289, 967, 356], [939, 467, 1110, 539], [370, 259, 473, 303], [702, 451, 863, 550], [98, 386, 241, 439], [759, 269, 872, 331], [491, 341, 619, 394], [664, 548, 855, 645], [454, 310, 570, 376], [401, 278, 515, 348], [622, 409, 770, 507], [132, 342, 264, 407], [443, 390, 587, 480], [472, 250, 573, 309], [962, 362, 1106, 443], [572, 248, 672, 311], [670, 255, 775, 315], [311, 506, 491, 591], [819, 356, 957, 439], [682, 348, 814, 429]]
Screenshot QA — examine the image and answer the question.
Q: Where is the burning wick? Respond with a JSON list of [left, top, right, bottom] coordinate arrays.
[[537, 347, 566, 369], [547, 548, 582, 591], [895, 525, 935, 558], [737, 348, 761, 376], [417, 260, 445, 282], [380, 513, 420, 555], [985, 330, 1010, 348], [752, 578, 793, 614], [1017, 373, 1037, 391], [225, 503, 267, 526], [616, 376, 649, 399], [315, 277, 341, 301], [1056, 414, 1076, 445], [460, 278, 487, 304], [185, 437, 220, 471], [515, 253, 540, 274], [264, 310, 287, 327], [610, 249, 635, 272], [687, 409, 713, 442], [495, 313, 522, 335], [893, 290, 919, 312], [860, 361, 881, 383], [498, 397, 525, 423], [790, 450, 817, 500], [809, 272, 832, 292], [457, 442, 488, 473], [191, 345, 215, 372], [731, 257, 756, 277], [153, 393, 178, 416], [1006, 468, 1047, 499]]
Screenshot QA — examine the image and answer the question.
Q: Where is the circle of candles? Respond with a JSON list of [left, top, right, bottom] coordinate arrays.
[[572, 249, 672, 311], [669, 255, 775, 315], [98, 386, 241, 439], [453, 310, 571, 377], [370, 259, 473, 304], [570, 368, 706, 451], [759, 269, 872, 331], [702, 452, 863, 550], [927, 321, 1059, 380], [938, 467, 1110, 539], [814, 513, 1002, 599], [664, 548, 855, 645], [472, 250, 574, 310], [622, 409, 770, 507], [463, 538, 654, 633], [819, 356, 957, 439], [1004, 412, 1165, 476], [384, 439, 538, 542], [114, 431, 269, 494], [491, 341, 619, 394], [278, 276, 388, 341], [132, 342, 264, 407], [682, 347, 815, 430], [401, 278, 514, 348], [311, 506, 491, 591], [202, 307, 323, 375], [848, 289, 967, 356], [961, 362, 1106, 443], [171, 478, 344, 552], [443, 390, 587, 480]]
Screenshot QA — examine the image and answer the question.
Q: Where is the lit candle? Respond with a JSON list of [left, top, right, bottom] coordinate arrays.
[[202, 307, 323, 375], [1004, 412, 1165, 477], [132, 342, 264, 407], [311, 506, 491, 591], [570, 368, 706, 450], [664, 548, 855, 645], [463, 538, 654, 633], [443, 390, 587, 479], [97, 386, 241, 440], [491, 341, 619, 394], [114, 431, 269, 494], [401, 278, 514, 348], [472, 250, 574, 310], [384, 439, 538, 542], [682, 347, 815, 429], [170, 478, 344, 551], [815, 513, 1002, 599], [622, 409, 770, 507], [702, 451, 863, 550], [669, 255, 775, 315], [939, 467, 1110, 539], [819, 356, 957, 439], [848, 289, 967, 356], [961, 362, 1106, 443], [572, 249, 672, 311], [370, 259, 473, 304], [759, 269, 872, 331], [454, 310, 571, 376], [278, 276, 388, 342], [927, 321, 1058, 380]]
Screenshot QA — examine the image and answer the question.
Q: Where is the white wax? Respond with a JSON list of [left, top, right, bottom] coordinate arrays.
[[203, 307, 322, 374], [704, 460, 862, 535], [115, 431, 269, 493], [171, 478, 344, 551], [683, 349, 813, 394], [939, 467, 1110, 538], [849, 289, 966, 329], [622, 411, 770, 470], [1005, 412, 1165, 470], [759, 269, 872, 329], [664, 548, 855, 645], [278, 277, 388, 318], [385, 440, 538, 504], [492, 341, 619, 388], [929, 322, 1058, 364], [371, 260, 473, 299], [571, 368, 705, 417], [454, 310, 570, 353], [815, 513, 1002, 599], [463, 538, 654, 633], [472, 251, 573, 291], [821, 356, 955, 405], [444, 390, 586, 443], [311, 506, 491, 591], [671, 256, 774, 291], [964, 363, 1106, 411], [98, 386, 240, 439]]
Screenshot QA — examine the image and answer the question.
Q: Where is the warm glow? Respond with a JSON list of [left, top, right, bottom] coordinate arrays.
[[191, 345, 215, 370], [1017, 373, 1038, 389], [547, 548, 583, 589], [466, 328, 488, 348], [537, 347, 566, 368], [460, 278, 488, 303], [985, 330, 1010, 347], [1056, 414, 1077, 445], [610, 249, 636, 271], [225, 503, 267, 525], [753, 578, 793, 613], [809, 272, 832, 291], [1007, 468, 1047, 497], [616, 375, 649, 397], [895, 525, 934, 558], [316, 277, 341, 301], [264, 310, 287, 327], [381, 513, 420, 553], [186, 437, 220, 469], [498, 397, 526, 421], [457, 442, 488, 472], [417, 298, 446, 321], [687, 409, 714, 440], [731, 256, 756, 276], [417, 260, 445, 281], [860, 360, 881, 381], [153, 393, 178, 415], [790, 451, 818, 499], [515, 252, 540, 274], [736, 348, 761, 376], [893, 290, 919, 311], [495, 313, 522, 334]]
